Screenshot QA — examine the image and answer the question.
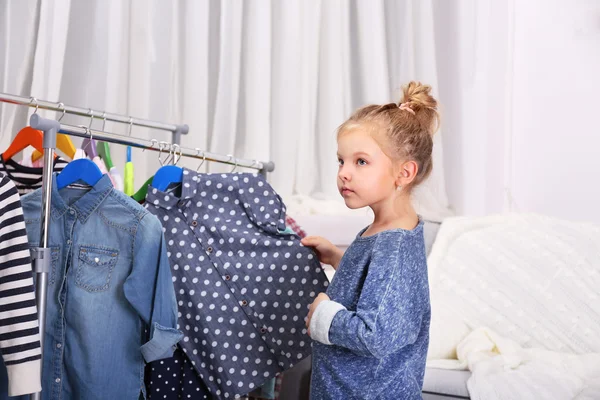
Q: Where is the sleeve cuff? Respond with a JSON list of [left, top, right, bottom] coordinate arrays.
[[309, 300, 346, 345], [6, 359, 42, 396], [141, 322, 183, 363]]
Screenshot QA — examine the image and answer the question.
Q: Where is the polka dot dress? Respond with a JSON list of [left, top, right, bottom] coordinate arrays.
[[144, 169, 329, 399]]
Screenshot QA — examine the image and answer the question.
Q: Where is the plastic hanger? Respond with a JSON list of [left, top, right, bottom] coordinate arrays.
[[131, 141, 158, 201], [56, 159, 103, 189], [152, 166, 182, 191], [57, 127, 103, 189], [132, 176, 154, 202], [31, 134, 76, 161], [151, 143, 183, 191], [96, 112, 113, 169], [81, 109, 98, 158], [81, 138, 98, 159], [2, 126, 53, 161], [97, 142, 113, 169]]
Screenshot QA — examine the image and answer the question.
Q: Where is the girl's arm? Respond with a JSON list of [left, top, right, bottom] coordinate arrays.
[[309, 232, 428, 358]]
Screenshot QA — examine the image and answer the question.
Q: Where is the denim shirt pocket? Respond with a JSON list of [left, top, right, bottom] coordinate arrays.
[[76, 245, 119, 292], [28, 243, 60, 284]]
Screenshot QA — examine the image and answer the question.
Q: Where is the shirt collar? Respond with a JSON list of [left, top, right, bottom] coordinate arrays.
[[51, 173, 114, 222], [146, 168, 198, 210]]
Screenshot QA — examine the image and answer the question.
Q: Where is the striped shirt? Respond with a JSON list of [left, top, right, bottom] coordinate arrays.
[[0, 173, 42, 396], [0, 155, 68, 196]]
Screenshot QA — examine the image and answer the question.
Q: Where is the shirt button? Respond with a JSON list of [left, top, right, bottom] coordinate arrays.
[[241, 300, 248, 306], [260, 327, 267, 334], [69, 209, 75, 215], [191, 221, 198, 227], [207, 247, 213, 253], [224, 275, 231, 281], [55, 378, 61, 383], [56, 343, 62, 349]]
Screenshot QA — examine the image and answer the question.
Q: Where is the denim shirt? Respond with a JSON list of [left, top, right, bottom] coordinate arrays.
[[310, 220, 431, 400], [144, 169, 329, 399], [14, 174, 182, 400]]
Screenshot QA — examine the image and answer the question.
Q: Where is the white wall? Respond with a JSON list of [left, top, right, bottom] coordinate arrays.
[[434, 0, 600, 223]]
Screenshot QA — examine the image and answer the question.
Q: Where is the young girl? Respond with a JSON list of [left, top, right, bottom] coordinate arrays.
[[301, 81, 438, 399]]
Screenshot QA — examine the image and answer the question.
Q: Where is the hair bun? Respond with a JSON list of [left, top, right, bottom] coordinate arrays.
[[400, 81, 437, 109], [400, 81, 439, 135]]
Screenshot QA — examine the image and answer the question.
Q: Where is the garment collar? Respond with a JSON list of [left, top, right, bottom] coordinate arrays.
[[145, 168, 199, 210], [51, 173, 113, 222]]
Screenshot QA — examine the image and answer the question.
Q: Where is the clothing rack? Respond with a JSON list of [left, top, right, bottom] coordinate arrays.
[[0, 92, 189, 145], [0, 93, 275, 400]]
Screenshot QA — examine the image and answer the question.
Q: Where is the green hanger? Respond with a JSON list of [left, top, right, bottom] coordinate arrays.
[[97, 142, 114, 170], [132, 176, 154, 202]]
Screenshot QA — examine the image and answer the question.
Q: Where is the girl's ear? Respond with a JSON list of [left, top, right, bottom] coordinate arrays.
[[395, 160, 418, 188]]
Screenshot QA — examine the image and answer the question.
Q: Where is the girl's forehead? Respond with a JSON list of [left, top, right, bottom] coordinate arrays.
[[338, 126, 385, 153]]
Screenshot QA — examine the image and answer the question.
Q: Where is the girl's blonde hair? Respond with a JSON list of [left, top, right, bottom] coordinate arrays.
[[338, 81, 440, 190]]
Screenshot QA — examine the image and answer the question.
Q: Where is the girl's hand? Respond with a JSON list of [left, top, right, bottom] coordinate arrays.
[[301, 236, 344, 270], [306, 293, 330, 336]]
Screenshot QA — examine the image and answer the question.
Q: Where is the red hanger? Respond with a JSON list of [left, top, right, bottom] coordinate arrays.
[[2, 126, 56, 161]]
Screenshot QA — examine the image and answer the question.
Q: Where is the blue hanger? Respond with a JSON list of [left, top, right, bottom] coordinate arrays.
[[56, 159, 103, 189], [152, 165, 183, 191]]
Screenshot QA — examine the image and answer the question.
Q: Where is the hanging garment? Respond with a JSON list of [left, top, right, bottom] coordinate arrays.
[[0, 173, 42, 397], [13, 174, 182, 400], [144, 169, 329, 399], [0, 155, 68, 196], [109, 166, 124, 191], [145, 215, 307, 400]]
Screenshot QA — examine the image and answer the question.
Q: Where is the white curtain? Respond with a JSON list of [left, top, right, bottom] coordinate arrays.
[[0, 0, 451, 221]]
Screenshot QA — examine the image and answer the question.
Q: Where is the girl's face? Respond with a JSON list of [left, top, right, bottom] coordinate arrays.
[[336, 126, 398, 210]]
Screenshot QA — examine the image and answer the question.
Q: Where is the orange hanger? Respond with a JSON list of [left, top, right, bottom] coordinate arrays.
[[3, 127, 56, 161], [31, 134, 76, 161]]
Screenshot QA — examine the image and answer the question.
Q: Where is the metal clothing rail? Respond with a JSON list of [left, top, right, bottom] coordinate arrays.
[[0, 92, 189, 145], [39, 120, 276, 174]]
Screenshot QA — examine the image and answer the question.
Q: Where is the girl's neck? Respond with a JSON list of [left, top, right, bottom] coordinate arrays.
[[364, 195, 419, 236]]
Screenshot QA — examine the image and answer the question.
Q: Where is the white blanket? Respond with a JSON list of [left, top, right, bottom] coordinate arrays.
[[427, 214, 600, 360], [428, 327, 600, 400]]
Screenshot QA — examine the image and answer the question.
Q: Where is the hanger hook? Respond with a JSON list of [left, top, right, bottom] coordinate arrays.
[[81, 126, 94, 155], [88, 108, 94, 129], [57, 102, 66, 122], [176, 145, 183, 166], [166, 143, 174, 165], [101, 112, 107, 131], [87, 126, 93, 143], [143, 138, 158, 153], [195, 148, 206, 172], [157, 142, 165, 166], [170, 144, 181, 165], [227, 154, 238, 173], [158, 141, 170, 165], [128, 117, 133, 136], [30, 97, 39, 114]]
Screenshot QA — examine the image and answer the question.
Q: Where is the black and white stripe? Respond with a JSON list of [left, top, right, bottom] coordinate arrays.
[[0, 173, 41, 395], [0, 155, 68, 196]]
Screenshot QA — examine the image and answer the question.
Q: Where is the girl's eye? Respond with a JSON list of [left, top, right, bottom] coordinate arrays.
[[357, 158, 367, 166], [338, 159, 344, 166]]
